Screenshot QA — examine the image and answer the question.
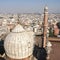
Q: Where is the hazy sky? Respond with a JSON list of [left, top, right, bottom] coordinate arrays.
[[0, 0, 60, 13]]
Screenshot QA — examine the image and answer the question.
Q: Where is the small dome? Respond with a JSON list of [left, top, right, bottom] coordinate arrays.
[[4, 24, 34, 59], [44, 6, 48, 10], [44, 6, 48, 13]]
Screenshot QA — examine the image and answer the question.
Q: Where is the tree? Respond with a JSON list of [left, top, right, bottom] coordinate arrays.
[[49, 28, 54, 37]]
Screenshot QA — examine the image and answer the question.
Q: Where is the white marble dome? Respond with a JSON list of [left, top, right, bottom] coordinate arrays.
[[4, 24, 34, 59]]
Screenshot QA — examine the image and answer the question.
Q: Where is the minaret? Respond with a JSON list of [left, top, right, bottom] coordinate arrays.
[[43, 6, 48, 47]]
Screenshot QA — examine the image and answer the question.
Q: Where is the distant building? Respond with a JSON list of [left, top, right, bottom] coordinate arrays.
[[54, 22, 60, 37]]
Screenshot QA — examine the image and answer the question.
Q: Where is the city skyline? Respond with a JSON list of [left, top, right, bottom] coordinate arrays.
[[0, 0, 60, 13]]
